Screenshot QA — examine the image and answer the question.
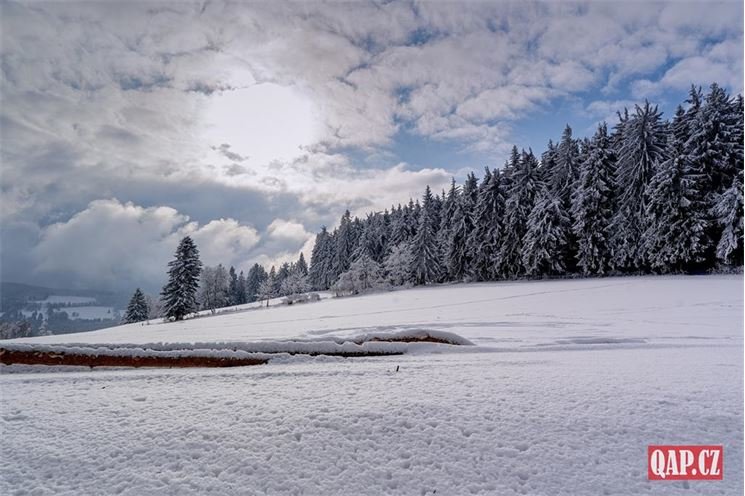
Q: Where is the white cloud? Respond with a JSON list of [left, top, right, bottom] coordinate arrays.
[[632, 38, 744, 98], [189, 219, 261, 268], [266, 219, 312, 243]]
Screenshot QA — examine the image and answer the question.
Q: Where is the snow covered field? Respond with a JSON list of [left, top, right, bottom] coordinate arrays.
[[1, 275, 742, 495]]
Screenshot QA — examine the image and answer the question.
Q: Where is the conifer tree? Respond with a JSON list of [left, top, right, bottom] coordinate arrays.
[[265, 266, 277, 298], [295, 252, 309, 276], [468, 168, 505, 281], [411, 186, 443, 285], [123, 288, 149, 324], [439, 179, 460, 267], [228, 266, 240, 305], [275, 262, 291, 296], [333, 210, 355, 279], [237, 271, 247, 304], [642, 106, 710, 272], [390, 204, 412, 248], [712, 169, 743, 265], [571, 123, 615, 275], [497, 149, 541, 278], [609, 101, 668, 271], [550, 125, 580, 202], [309, 227, 333, 290], [245, 263, 267, 302], [522, 185, 570, 277], [446, 194, 473, 281], [161, 236, 202, 321]]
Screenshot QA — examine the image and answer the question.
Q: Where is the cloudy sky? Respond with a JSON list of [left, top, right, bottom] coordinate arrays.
[[1, 1, 742, 293]]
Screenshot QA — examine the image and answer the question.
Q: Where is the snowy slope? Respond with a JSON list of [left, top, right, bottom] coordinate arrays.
[[1, 275, 743, 495], [6, 275, 742, 350]]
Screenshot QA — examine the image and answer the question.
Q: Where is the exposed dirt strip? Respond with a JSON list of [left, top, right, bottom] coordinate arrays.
[[0, 348, 408, 368], [0, 348, 268, 368]]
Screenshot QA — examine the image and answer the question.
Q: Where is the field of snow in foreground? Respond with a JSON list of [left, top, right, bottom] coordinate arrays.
[[1, 275, 743, 495]]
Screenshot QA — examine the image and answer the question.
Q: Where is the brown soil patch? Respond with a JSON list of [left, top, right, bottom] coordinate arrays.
[[0, 347, 404, 368], [0, 348, 267, 368]]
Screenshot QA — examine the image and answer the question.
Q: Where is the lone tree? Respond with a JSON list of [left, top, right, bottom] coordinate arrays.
[[161, 236, 202, 321], [123, 288, 149, 323]]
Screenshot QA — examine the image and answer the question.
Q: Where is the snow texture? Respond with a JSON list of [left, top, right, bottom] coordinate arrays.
[[1, 275, 742, 495]]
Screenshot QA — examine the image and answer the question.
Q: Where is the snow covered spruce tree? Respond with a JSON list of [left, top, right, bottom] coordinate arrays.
[[549, 125, 580, 202], [160, 236, 202, 321], [332, 210, 356, 281], [308, 227, 335, 290], [295, 252, 309, 276], [354, 213, 386, 263], [523, 184, 571, 277], [497, 148, 541, 278], [438, 179, 460, 264], [712, 168, 744, 265], [608, 101, 668, 271], [467, 168, 504, 281], [685, 84, 743, 266], [548, 126, 581, 272], [123, 288, 149, 323], [410, 186, 443, 285], [245, 263, 267, 302], [236, 271, 247, 305], [571, 123, 615, 275], [641, 106, 710, 272], [445, 193, 474, 281], [228, 266, 240, 305]]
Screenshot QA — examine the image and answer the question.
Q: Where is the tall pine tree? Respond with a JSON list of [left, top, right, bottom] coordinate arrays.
[[497, 148, 541, 279], [411, 186, 443, 285], [642, 106, 710, 272], [446, 194, 474, 281], [123, 288, 149, 323], [309, 227, 334, 290], [523, 184, 570, 277], [161, 236, 202, 321], [468, 168, 505, 281], [571, 123, 615, 275], [609, 101, 667, 271]]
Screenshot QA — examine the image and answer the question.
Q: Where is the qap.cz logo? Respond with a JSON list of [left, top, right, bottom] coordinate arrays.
[[648, 445, 723, 480]]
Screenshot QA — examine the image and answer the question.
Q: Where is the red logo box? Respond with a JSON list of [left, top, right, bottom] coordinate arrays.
[[648, 445, 723, 480]]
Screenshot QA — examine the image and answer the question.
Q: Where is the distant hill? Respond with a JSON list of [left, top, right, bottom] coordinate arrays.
[[0, 282, 131, 337], [1, 282, 129, 312]]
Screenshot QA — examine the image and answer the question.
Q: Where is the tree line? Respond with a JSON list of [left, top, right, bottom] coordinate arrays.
[[124, 82, 743, 324], [308, 83, 743, 291]]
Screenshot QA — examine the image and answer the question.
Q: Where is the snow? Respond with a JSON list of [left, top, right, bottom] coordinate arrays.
[[1, 275, 742, 495], [0, 328, 472, 359]]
